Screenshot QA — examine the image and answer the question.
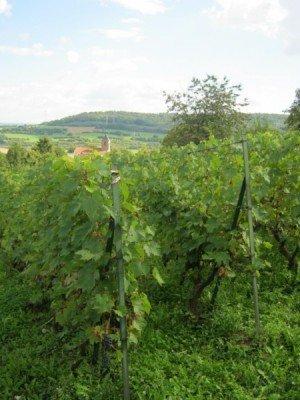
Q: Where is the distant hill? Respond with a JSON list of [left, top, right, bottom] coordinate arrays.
[[46, 111, 174, 134], [248, 113, 287, 130], [45, 111, 287, 134]]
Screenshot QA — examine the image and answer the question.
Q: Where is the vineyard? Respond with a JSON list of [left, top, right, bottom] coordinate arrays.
[[0, 131, 299, 399]]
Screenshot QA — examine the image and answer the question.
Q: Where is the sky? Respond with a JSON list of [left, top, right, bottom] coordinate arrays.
[[0, 0, 299, 123]]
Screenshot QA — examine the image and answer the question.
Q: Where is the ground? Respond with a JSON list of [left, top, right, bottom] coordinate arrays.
[[0, 269, 298, 400]]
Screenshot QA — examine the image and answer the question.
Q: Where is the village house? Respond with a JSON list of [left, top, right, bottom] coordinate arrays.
[[73, 134, 111, 156]]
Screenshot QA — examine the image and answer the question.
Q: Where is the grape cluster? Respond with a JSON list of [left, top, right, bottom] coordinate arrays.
[[103, 334, 113, 350]]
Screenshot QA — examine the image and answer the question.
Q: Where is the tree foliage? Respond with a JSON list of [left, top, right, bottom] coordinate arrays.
[[6, 143, 28, 166], [163, 75, 248, 146], [286, 89, 300, 131], [34, 137, 54, 154]]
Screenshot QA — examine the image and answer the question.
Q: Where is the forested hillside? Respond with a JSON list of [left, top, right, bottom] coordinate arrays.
[[46, 111, 174, 134], [45, 111, 287, 134]]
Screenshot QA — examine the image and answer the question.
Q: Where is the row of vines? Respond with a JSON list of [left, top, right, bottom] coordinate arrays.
[[0, 131, 298, 357]]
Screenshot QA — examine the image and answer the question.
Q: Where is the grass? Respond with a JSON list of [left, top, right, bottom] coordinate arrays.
[[0, 268, 299, 400], [4, 133, 40, 142], [2, 129, 161, 152]]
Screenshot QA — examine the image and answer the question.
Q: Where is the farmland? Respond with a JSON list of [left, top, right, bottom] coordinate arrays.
[[0, 130, 298, 399], [0, 111, 287, 154]]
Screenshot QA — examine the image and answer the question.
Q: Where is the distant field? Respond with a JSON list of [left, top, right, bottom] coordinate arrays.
[[1, 128, 160, 152], [4, 133, 39, 142], [65, 126, 100, 134]]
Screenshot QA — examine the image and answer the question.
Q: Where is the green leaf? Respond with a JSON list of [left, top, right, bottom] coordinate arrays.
[[93, 294, 114, 314], [76, 249, 94, 261], [152, 267, 164, 285], [78, 266, 97, 292], [132, 293, 151, 315], [263, 241, 273, 249]]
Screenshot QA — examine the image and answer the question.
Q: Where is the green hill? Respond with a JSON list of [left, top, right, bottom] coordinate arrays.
[[45, 110, 287, 134], [46, 111, 174, 134]]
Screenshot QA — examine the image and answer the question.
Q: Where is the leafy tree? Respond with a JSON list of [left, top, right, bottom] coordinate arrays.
[[34, 137, 54, 154], [6, 143, 28, 167], [163, 75, 248, 146], [285, 89, 300, 131], [32, 137, 65, 157], [0, 133, 7, 145]]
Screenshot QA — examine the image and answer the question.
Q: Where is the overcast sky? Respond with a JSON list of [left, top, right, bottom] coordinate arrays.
[[0, 0, 299, 123]]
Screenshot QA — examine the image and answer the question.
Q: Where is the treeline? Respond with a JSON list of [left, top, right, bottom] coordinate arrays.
[[0, 138, 64, 167], [0, 125, 68, 136]]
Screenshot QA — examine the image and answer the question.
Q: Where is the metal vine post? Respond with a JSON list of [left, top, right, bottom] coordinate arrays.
[[111, 170, 130, 400], [242, 138, 261, 337]]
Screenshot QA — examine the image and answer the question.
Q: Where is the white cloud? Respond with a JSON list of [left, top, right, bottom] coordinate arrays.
[[95, 27, 145, 41], [281, 0, 300, 55], [89, 46, 148, 72], [19, 33, 31, 41], [0, 43, 53, 57], [0, 46, 170, 123], [92, 56, 148, 73], [60, 36, 71, 45], [0, 0, 11, 16], [0, 66, 173, 123], [90, 47, 116, 57], [204, 0, 288, 38], [122, 17, 141, 24], [67, 50, 79, 63], [103, 0, 166, 15]]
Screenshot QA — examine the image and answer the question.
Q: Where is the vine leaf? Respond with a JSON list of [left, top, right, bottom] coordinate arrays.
[[93, 294, 114, 314], [152, 267, 164, 285]]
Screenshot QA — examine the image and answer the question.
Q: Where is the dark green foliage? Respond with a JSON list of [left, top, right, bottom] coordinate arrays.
[[0, 133, 7, 144], [163, 75, 248, 145], [285, 89, 300, 131], [6, 143, 28, 166], [0, 156, 160, 349], [248, 113, 286, 131], [115, 131, 299, 314], [33, 136, 65, 156], [33, 137, 54, 153]]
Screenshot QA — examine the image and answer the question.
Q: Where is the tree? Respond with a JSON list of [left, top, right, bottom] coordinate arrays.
[[286, 89, 300, 131], [163, 75, 248, 146], [6, 143, 28, 167], [0, 133, 7, 145], [34, 137, 54, 154]]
